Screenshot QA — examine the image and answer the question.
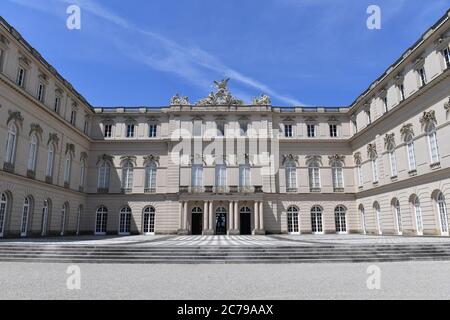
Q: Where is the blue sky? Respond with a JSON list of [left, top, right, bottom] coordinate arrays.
[[1, 0, 449, 107]]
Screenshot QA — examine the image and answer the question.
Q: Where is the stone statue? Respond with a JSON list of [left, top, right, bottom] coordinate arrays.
[[253, 94, 271, 105], [196, 79, 243, 106], [170, 93, 190, 106]]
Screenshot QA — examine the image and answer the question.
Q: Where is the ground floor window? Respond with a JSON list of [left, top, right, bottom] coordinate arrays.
[[0, 193, 8, 237], [287, 206, 299, 234], [143, 206, 156, 234], [95, 206, 108, 235], [335, 206, 347, 233], [119, 207, 132, 235], [311, 206, 323, 233]]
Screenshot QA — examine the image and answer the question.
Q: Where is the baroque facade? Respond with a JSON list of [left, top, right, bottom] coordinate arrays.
[[0, 12, 450, 238]]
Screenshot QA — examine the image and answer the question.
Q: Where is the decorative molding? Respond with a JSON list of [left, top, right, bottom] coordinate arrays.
[[80, 152, 88, 161], [170, 93, 190, 106], [195, 79, 243, 106], [367, 143, 378, 159], [65, 143, 75, 157], [384, 133, 396, 149], [413, 56, 425, 69], [394, 73, 405, 86], [305, 155, 322, 165], [327, 116, 339, 123], [328, 154, 345, 165], [29, 123, 43, 140], [444, 97, 450, 116], [7, 110, 24, 127], [120, 155, 137, 166], [435, 34, 450, 51], [282, 154, 299, 165], [419, 110, 437, 128], [96, 154, 114, 165], [143, 154, 160, 166], [400, 123, 414, 140], [18, 55, 30, 67], [252, 94, 271, 106], [47, 133, 59, 147], [378, 88, 387, 98], [353, 152, 362, 164]]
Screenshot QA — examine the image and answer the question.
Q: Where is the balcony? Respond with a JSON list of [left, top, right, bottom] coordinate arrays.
[[286, 187, 297, 193], [310, 187, 321, 193], [214, 186, 228, 194], [3, 162, 14, 173], [333, 187, 344, 193], [239, 186, 254, 193], [97, 187, 109, 194], [144, 188, 156, 194], [121, 188, 132, 194]]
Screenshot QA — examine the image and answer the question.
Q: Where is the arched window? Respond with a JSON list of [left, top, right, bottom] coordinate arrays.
[[0, 193, 8, 237], [122, 161, 134, 191], [285, 160, 297, 191], [436, 192, 448, 236], [405, 134, 416, 171], [239, 164, 251, 188], [145, 162, 157, 193], [308, 161, 321, 190], [311, 206, 323, 234], [393, 199, 402, 235], [45, 144, 55, 179], [27, 134, 38, 172], [79, 159, 86, 191], [21, 196, 32, 237], [426, 123, 440, 164], [98, 161, 111, 191], [331, 161, 344, 190], [356, 161, 363, 187], [60, 203, 68, 236], [334, 206, 347, 234], [359, 205, 366, 234], [373, 202, 382, 235], [287, 206, 299, 234], [119, 206, 132, 235], [143, 206, 156, 234], [5, 123, 17, 165], [76, 205, 82, 236], [371, 157, 379, 183], [95, 206, 108, 235], [413, 196, 423, 235], [387, 143, 398, 178], [64, 155, 73, 185], [215, 164, 227, 189], [41, 199, 51, 237]]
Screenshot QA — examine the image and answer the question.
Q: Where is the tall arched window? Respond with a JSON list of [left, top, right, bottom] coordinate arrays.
[[215, 164, 227, 190], [285, 160, 297, 191], [64, 155, 73, 185], [45, 144, 55, 179], [436, 192, 448, 236], [311, 206, 323, 234], [356, 159, 363, 187], [76, 205, 82, 236], [60, 203, 68, 236], [393, 199, 402, 235], [426, 123, 440, 164], [0, 193, 8, 237], [27, 134, 38, 172], [119, 206, 132, 235], [98, 160, 111, 191], [41, 199, 51, 237], [145, 161, 157, 193], [413, 196, 423, 236], [95, 206, 108, 235], [359, 205, 366, 234], [331, 161, 344, 190], [20, 196, 32, 237], [143, 206, 156, 234], [287, 206, 299, 234], [79, 159, 86, 191], [374, 202, 382, 235], [5, 123, 17, 165], [334, 206, 347, 234], [405, 134, 416, 171], [122, 161, 134, 192], [371, 157, 379, 183], [387, 143, 398, 178], [308, 161, 321, 190]]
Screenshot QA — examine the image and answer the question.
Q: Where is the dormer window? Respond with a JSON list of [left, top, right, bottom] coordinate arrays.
[[443, 47, 450, 69], [149, 123, 157, 138], [126, 124, 135, 138], [284, 124, 293, 138], [16, 66, 26, 87]]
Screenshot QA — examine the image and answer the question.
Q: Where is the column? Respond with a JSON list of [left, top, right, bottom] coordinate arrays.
[[209, 201, 214, 231], [234, 201, 239, 231], [259, 201, 264, 231], [203, 201, 209, 232], [183, 201, 188, 232], [229, 201, 234, 232], [254, 201, 259, 232], [179, 202, 184, 230]]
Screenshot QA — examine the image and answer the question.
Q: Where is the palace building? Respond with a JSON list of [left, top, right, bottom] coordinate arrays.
[[0, 11, 450, 238]]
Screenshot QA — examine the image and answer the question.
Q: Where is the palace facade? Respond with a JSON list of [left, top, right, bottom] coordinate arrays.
[[0, 12, 450, 238]]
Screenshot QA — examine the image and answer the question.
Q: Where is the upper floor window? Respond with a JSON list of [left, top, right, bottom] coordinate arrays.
[[16, 66, 26, 87], [193, 121, 203, 137], [284, 124, 293, 138], [399, 84, 406, 101], [366, 110, 372, 125], [285, 160, 297, 191], [83, 120, 89, 135], [145, 162, 157, 192], [216, 123, 225, 136], [27, 134, 38, 172], [149, 124, 157, 138], [45, 144, 55, 178], [63, 155, 73, 185], [418, 66, 427, 87], [79, 159, 86, 190], [104, 124, 112, 138], [387, 144, 398, 178], [307, 124, 316, 138], [215, 164, 227, 188], [5, 123, 17, 165], [308, 161, 321, 190], [98, 161, 111, 190], [122, 161, 134, 191], [70, 110, 77, 126], [426, 123, 440, 164], [443, 47, 450, 69], [382, 96, 388, 113], [352, 118, 358, 134], [0, 49, 4, 73], [405, 134, 417, 172], [329, 124, 338, 137], [126, 124, 135, 138], [240, 122, 249, 136], [54, 96, 61, 114], [37, 82, 46, 103], [331, 161, 344, 190], [357, 163, 363, 187], [239, 164, 251, 187], [371, 157, 379, 183], [192, 164, 203, 188]]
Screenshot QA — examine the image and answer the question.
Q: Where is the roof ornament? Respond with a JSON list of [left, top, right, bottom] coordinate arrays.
[[196, 78, 243, 106], [170, 93, 190, 106], [252, 94, 271, 106]]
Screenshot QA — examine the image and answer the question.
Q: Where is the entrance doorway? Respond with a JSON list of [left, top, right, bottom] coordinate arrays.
[[191, 207, 203, 235], [240, 207, 252, 235], [215, 207, 227, 235]]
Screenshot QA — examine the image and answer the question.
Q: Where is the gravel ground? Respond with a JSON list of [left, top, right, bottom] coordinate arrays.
[[1, 261, 450, 300]]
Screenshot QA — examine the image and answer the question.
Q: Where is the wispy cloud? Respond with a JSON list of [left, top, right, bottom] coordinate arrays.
[[8, 0, 304, 105]]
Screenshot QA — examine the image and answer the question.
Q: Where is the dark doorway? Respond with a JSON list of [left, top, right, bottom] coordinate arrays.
[[240, 212, 251, 235], [191, 207, 203, 235], [215, 207, 227, 235]]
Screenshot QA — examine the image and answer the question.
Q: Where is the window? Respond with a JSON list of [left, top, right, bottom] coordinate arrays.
[[406, 134, 417, 171], [413, 196, 423, 235], [193, 121, 202, 137], [287, 206, 299, 234], [76, 206, 82, 236], [21, 197, 31, 237], [374, 202, 382, 235], [387, 144, 398, 178], [143, 207, 156, 234], [285, 160, 297, 191], [239, 164, 251, 188], [37, 82, 46, 102], [331, 161, 344, 190], [64, 156, 72, 185], [308, 161, 321, 190], [329, 124, 338, 137], [192, 164, 203, 188], [240, 122, 248, 136], [0, 49, 4, 72], [334, 206, 347, 234], [216, 123, 225, 136], [215, 165, 227, 189], [41, 199, 50, 236], [60, 203, 68, 236], [104, 124, 112, 138], [122, 161, 134, 191], [399, 84, 406, 101], [126, 124, 135, 138], [98, 161, 111, 190], [27, 134, 38, 172], [359, 205, 366, 234], [79, 159, 86, 190], [426, 123, 440, 164], [149, 124, 157, 138], [352, 118, 358, 133], [83, 120, 89, 134], [70, 110, 77, 126], [54, 95, 61, 113], [284, 124, 293, 138], [443, 47, 450, 69], [437, 193, 449, 236], [5, 123, 17, 165], [393, 199, 402, 235], [418, 67, 427, 87], [371, 158, 379, 183], [307, 124, 316, 137], [145, 162, 157, 193], [16, 67, 26, 87], [95, 206, 108, 235], [311, 206, 323, 234], [45, 144, 55, 178], [0, 193, 8, 237], [119, 207, 132, 235], [357, 164, 364, 187], [366, 110, 372, 125], [383, 96, 388, 113]]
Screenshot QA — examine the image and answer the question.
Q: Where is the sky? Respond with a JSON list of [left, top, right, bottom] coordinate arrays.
[[1, 0, 449, 107]]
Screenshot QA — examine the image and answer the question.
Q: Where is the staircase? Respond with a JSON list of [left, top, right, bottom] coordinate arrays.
[[1, 243, 450, 263]]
